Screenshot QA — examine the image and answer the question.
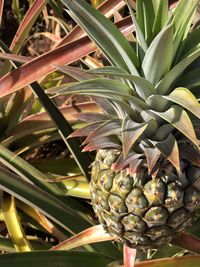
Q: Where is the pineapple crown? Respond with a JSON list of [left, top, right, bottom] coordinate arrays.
[[54, 0, 200, 175]]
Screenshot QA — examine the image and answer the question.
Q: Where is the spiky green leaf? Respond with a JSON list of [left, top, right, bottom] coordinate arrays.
[[89, 70, 156, 100], [142, 24, 173, 85], [61, 0, 139, 74], [169, 0, 199, 59], [152, 105, 199, 146], [124, 0, 148, 58], [136, 0, 155, 44], [164, 87, 200, 119], [156, 47, 200, 94], [153, 0, 168, 36]]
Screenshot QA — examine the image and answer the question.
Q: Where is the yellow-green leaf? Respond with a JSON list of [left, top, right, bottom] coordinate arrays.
[[164, 87, 200, 119], [152, 105, 199, 146], [2, 194, 32, 252]]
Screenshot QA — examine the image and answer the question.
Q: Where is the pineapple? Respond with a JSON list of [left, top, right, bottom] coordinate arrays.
[[59, 0, 200, 249]]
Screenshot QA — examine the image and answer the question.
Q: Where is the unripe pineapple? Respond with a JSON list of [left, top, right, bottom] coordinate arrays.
[[90, 150, 200, 249], [59, 0, 200, 249]]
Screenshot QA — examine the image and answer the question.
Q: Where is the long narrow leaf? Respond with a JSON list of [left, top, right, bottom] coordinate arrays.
[[51, 225, 113, 251], [0, 251, 112, 267], [0, 144, 63, 195], [1, 0, 48, 76], [125, 0, 147, 58], [58, 0, 126, 45], [153, 0, 168, 36], [0, 167, 91, 234], [0, 44, 92, 181], [2, 194, 32, 252], [61, 0, 139, 75], [156, 47, 200, 94], [0, 17, 134, 99], [142, 24, 173, 85]]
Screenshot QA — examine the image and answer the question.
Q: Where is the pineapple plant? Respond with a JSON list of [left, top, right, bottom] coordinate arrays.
[[0, 0, 200, 265], [55, 0, 200, 251]]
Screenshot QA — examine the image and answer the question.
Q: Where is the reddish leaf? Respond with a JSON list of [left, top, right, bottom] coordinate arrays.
[[10, 0, 48, 52], [71, 113, 108, 123], [180, 144, 200, 167], [83, 120, 121, 144], [11, 102, 99, 136], [69, 123, 101, 138], [0, 17, 134, 99], [0, 0, 48, 76], [153, 134, 180, 172], [0, 0, 4, 27], [172, 232, 200, 255], [51, 224, 114, 250], [128, 158, 143, 176], [122, 117, 147, 157], [0, 52, 32, 63], [112, 153, 142, 171], [83, 137, 120, 151], [143, 147, 161, 174]]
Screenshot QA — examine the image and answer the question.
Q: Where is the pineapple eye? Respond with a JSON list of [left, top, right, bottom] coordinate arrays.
[[144, 206, 168, 227], [125, 188, 148, 215], [143, 179, 165, 205], [184, 186, 200, 211], [165, 182, 183, 208], [110, 172, 133, 197], [108, 194, 127, 215], [121, 213, 146, 232], [167, 208, 190, 228]]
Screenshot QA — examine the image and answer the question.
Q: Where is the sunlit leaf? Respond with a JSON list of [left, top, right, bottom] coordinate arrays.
[[51, 225, 113, 250], [2, 194, 32, 252], [142, 24, 173, 85], [61, 0, 139, 74], [156, 45, 200, 95], [164, 87, 200, 119], [152, 105, 199, 146]]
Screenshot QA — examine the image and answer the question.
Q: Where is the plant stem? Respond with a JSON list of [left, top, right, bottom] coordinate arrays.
[[123, 245, 137, 267]]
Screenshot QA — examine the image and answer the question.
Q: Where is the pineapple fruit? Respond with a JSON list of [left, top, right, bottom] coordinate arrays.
[[59, 0, 200, 249]]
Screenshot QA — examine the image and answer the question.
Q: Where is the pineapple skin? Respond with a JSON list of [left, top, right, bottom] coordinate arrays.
[[90, 149, 200, 250]]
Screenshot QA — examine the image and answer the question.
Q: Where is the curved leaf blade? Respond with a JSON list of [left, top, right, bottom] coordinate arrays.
[[61, 0, 139, 75], [152, 105, 199, 146], [156, 47, 200, 94], [0, 16, 134, 99], [164, 87, 200, 119], [122, 116, 147, 157], [51, 225, 113, 251], [142, 24, 173, 85], [0, 167, 91, 234], [88, 69, 156, 100], [2, 194, 32, 252]]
